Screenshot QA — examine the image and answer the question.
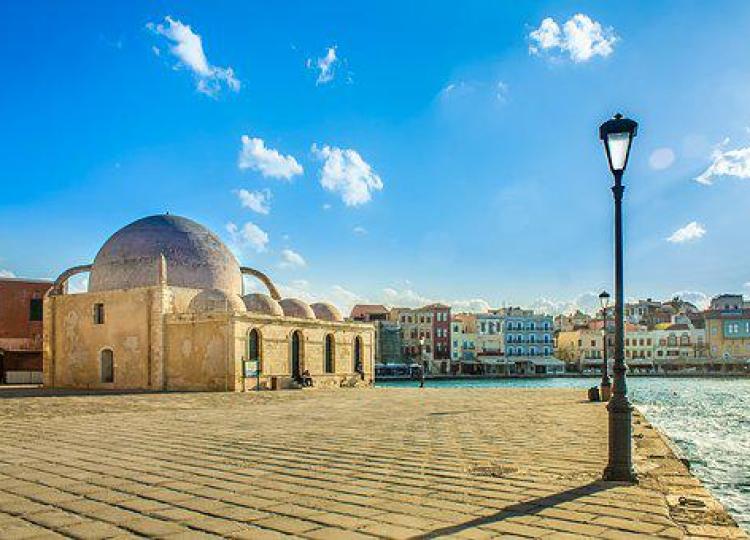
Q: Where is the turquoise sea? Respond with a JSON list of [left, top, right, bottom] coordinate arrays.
[[379, 377, 750, 531]]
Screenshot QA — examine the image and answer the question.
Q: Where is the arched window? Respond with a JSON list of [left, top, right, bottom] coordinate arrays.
[[529, 335, 536, 343], [530, 346, 537, 356], [507, 347, 515, 356], [100, 349, 114, 383], [324, 334, 335, 373], [544, 346, 550, 356], [506, 335, 513, 343], [529, 322, 535, 331], [507, 322, 513, 330], [248, 329, 261, 372], [517, 322, 523, 330], [290, 331, 302, 381], [354, 336, 363, 377]]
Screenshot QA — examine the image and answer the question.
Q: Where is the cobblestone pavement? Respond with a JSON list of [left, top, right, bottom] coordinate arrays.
[[0, 387, 745, 539]]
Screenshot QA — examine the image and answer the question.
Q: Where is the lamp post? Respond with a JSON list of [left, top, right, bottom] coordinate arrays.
[[418, 337, 425, 388], [599, 291, 611, 401], [599, 113, 638, 483]]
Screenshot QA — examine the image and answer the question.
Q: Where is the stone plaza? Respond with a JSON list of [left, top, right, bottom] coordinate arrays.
[[0, 387, 745, 539]]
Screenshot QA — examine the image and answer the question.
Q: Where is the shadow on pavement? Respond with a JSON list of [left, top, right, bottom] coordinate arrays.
[[413, 480, 613, 539]]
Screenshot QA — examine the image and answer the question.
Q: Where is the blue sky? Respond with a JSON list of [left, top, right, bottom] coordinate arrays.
[[2, 1, 750, 314]]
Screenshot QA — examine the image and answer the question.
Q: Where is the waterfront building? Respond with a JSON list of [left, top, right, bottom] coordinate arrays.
[[0, 277, 52, 383], [705, 294, 750, 367], [44, 215, 375, 391], [391, 303, 451, 373], [492, 307, 554, 360], [451, 313, 478, 374]]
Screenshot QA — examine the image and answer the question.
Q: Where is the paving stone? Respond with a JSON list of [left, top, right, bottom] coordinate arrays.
[[0, 388, 746, 540]]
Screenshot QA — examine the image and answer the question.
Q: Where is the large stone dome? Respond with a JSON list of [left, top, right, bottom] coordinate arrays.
[[89, 214, 242, 294]]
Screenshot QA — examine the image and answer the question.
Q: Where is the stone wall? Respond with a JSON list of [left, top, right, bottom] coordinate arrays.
[[231, 315, 375, 390], [44, 287, 153, 389]]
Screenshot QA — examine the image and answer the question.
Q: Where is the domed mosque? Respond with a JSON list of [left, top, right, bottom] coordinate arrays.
[[44, 214, 374, 391]]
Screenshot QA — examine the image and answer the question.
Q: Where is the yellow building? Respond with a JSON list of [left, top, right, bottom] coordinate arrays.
[[43, 215, 374, 391], [706, 308, 750, 362]]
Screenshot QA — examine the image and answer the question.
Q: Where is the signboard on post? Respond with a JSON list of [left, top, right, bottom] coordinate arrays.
[[243, 360, 258, 378]]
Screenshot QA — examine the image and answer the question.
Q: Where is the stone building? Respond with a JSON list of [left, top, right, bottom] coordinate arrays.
[[43, 215, 374, 391], [390, 303, 451, 373], [0, 277, 52, 383]]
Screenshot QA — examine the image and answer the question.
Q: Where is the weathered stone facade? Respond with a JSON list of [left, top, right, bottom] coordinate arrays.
[[43, 215, 374, 392]]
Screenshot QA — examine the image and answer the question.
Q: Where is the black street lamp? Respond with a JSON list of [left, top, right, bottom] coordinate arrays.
[[599, 291, 611, 401], [599, 113, 638, 483]]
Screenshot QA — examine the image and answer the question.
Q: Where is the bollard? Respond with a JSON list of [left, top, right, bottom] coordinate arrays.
[[588, 386, 600, 402]]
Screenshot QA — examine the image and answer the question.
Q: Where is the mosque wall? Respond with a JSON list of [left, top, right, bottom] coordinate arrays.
[[43, 288, 153, 389], [232, 315, 375, 390], [163, 313, 234, 391]]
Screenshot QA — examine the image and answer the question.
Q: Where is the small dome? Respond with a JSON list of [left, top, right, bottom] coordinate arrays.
[[89, 214, 242, 293], [188, 289, 246, 313], [279, 298, 316, 320], [310, 302, 343, 322], [243, 293, 283, 316]]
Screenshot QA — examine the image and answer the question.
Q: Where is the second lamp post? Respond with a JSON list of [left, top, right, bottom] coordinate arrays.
[[599, 290, 611, 401]]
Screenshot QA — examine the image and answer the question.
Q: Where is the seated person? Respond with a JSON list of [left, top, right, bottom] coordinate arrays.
[[301, 369, 313, 387]]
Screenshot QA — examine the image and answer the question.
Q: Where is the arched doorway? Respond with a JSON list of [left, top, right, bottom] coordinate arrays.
[[354, 336, 363, 379], [291, 331, 302, 381], [324, 334, 335, 373], [248, 329, 261, 372]]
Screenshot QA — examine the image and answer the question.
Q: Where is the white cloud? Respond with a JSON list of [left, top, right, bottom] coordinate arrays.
[[235, 188, 271, 215], [695, 145, 750, 185], [147, 16, 240, 97], [450, 298, 492, 313], [671, 291, 710, 310], [311, 144, 383, 206], [649, 147, 675, 170], [439, 80, 510, 106], [667, 221, 706, 243], [279, 249, 306, 269], [353, 226, 367, 235], [226, 222, 269, 253], [0, 269, 15, 278], [238, 135, 303, 180], [528, 292, 601, 316], [381, 287, 434, 308], [322, 203, 332, 211], [309, 46, 338, 85], [529, 14, 617, 63], [330, 285, 363, 313]]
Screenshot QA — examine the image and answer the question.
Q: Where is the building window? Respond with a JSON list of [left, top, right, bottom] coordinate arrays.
[[248, 329, 261, 373], [93, 303, 105, 324], [29, 298, 43, 321], [324, 334, 335, 373], [100, 349, 114, 383]]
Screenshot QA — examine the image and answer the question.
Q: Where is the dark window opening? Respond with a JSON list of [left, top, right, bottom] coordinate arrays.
[[93, 303, 105, 325], [29, 298, 43, 321]]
